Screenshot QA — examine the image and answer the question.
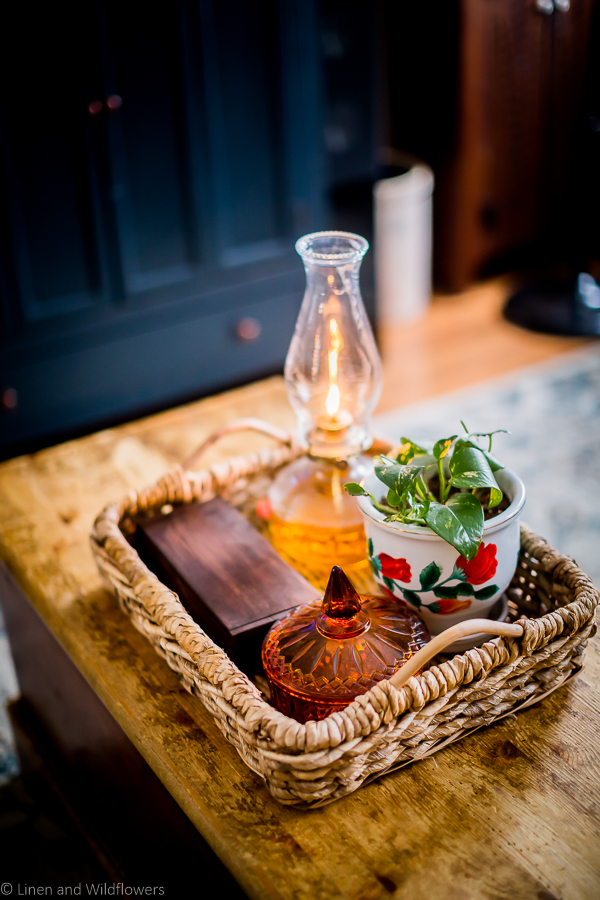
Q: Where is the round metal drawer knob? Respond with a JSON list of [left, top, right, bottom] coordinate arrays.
[[1, 388, 18, 410], [106, 94, 123, 112], [235, 317, 262, 342]]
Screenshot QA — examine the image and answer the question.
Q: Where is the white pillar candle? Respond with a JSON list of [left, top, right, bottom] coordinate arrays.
[[374, 163, 435, 324]]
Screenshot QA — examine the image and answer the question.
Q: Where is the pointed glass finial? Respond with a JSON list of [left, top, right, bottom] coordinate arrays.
[[317, 566, 370, 638], [262, 566, 430, 723]]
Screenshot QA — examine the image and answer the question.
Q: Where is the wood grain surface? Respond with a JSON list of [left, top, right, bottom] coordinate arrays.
[[0, 281, 597, 900]]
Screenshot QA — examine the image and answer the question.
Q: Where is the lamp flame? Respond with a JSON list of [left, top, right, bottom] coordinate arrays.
[[325, 383, 340, 418], [326, 318, 342, 419]]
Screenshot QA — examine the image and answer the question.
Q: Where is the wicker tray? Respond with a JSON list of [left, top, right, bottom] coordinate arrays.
[[90, 421, 599, 808]]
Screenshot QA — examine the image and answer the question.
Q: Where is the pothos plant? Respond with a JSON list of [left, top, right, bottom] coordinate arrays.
[[345, 424, 509, 612], [345, 423, 508, 562]]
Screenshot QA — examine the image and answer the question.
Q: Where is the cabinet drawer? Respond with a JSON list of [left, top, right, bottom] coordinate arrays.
[[1, 291, 300, 454]]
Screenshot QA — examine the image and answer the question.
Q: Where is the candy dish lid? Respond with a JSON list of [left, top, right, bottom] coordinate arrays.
[[262, 566, 430, 701]]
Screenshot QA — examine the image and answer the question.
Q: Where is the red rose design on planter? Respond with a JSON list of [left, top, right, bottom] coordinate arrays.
[[378, 554, 412, 583], [434, 597, 472, 615], [456, 542, 498, 585]]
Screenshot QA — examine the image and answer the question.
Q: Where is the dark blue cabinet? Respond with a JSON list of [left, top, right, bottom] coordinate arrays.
[[0, 0, 325, 455], [0, 3, 110, 327]]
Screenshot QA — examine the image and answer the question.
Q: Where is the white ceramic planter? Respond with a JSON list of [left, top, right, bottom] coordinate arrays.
[[357, 468, 526, 635]]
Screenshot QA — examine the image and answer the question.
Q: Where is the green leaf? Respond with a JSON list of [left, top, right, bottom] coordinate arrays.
[[386, 488, 401, 508], [448, 446, 501, 496], [419, 561, 442, 590], [433, 436, 457, 460], [396, 438, 429, 465], [446, 492, 484, 546], [344, 482, 368, 496], [461, 429, 509, 441], [374, 460, 425, 496], [425, 500, 480, 560], [474, 584, 499, 599], [402, 589, 422, 607], [426, 601, 441, 613], [367, 538, 374, 557], [488, 487, 502, 509], [411, 452, 437, 467], [400, 437, 430, 453], [481, 451, 504, 473], [377, 454, 403, 468], [383, 575, 397, 593], [449, 564, 468, 582], [455, 437, 505, 472], [454, 582, 476, 596], [406, 496, 430, 521], [434, 582, 475, 599], [449, 446, 495, 486]]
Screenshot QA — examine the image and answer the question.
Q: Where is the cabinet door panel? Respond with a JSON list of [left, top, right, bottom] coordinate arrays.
[[0, 4, 108, 325], [100, 0, 321, 303], [202, 0, 286, 259], [103, 0, 202, 295]]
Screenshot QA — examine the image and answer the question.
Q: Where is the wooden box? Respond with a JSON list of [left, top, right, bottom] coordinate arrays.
[[135, 497, 320, 674]]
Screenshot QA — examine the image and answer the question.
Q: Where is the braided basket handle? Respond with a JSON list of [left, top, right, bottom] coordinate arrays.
[[183, 417, 296, 471], [389, 619, 524, 689]]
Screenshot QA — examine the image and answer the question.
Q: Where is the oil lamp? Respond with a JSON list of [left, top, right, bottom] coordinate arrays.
[[267, 231, 382, 590]]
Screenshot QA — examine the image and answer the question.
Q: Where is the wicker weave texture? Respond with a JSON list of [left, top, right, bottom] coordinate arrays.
[[90, 448, 599, 808]]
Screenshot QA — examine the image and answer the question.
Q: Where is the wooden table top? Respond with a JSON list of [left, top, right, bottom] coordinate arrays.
[[1, 295, 598, 899]]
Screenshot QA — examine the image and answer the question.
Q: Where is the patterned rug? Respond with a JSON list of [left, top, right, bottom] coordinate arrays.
[[0, 344, 598, 783], [0, 616, 18, 784]]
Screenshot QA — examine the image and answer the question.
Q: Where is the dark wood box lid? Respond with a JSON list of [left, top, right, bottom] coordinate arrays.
[[135, 497, 320, 668]]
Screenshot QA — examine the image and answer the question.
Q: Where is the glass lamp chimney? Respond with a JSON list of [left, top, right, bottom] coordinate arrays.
[[284, 231, 382, 459]]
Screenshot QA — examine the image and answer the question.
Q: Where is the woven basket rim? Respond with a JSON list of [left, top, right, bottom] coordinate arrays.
[[90, 444, 599, 757]]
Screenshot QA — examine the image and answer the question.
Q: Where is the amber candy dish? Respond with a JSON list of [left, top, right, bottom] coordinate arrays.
[[262, 566, 431, 723]]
